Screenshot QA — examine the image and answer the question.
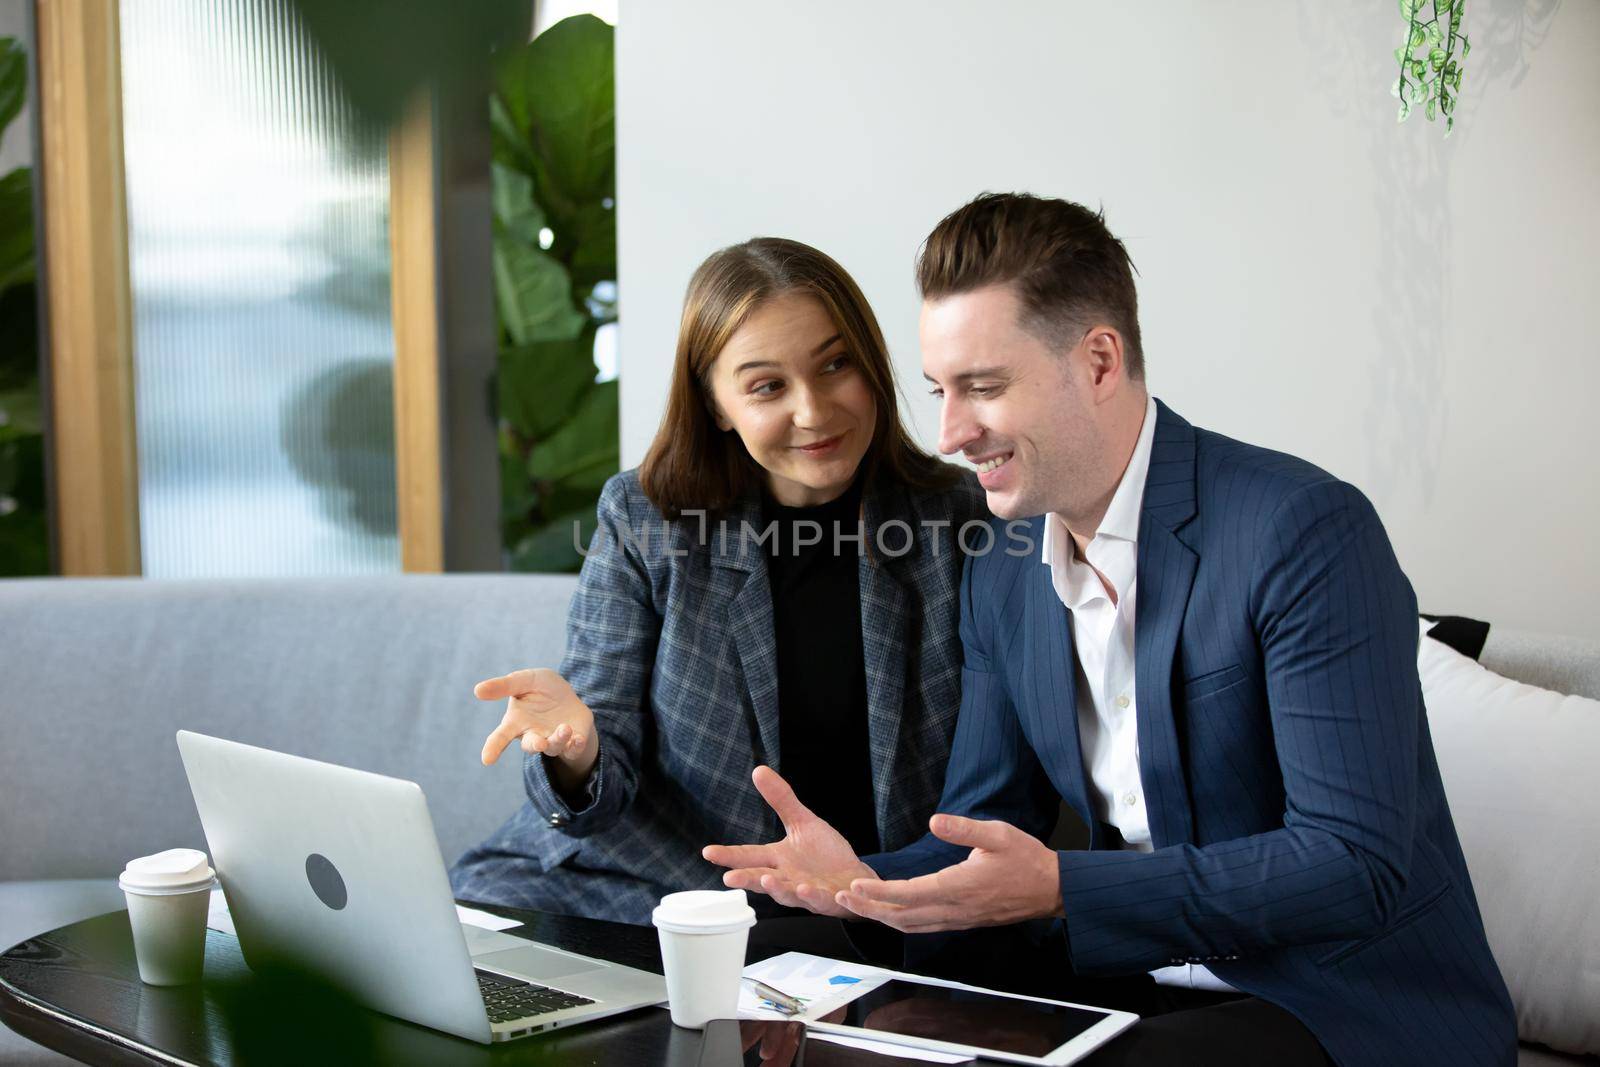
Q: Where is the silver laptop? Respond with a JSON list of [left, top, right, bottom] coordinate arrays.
[[176, 730, 667, 1044]]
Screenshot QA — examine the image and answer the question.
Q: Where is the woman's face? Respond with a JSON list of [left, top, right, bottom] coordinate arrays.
[[706, 292, 878, 507]]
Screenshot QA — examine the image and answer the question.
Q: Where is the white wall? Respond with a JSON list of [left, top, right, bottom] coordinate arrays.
[[617, 0, 1600, 640]]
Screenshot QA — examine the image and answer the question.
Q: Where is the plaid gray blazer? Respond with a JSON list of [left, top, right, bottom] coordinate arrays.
[[450, 466, 988, 924]]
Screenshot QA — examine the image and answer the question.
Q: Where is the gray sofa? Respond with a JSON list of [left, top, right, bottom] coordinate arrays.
[[2, 577, 1596, 1065]]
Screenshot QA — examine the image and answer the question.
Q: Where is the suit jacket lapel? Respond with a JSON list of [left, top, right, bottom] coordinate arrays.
[[1135, 400, 1200, 849], [857, 492, 910, 842], [1024, 525, 1102, 846], [711, 494, 783, 770]]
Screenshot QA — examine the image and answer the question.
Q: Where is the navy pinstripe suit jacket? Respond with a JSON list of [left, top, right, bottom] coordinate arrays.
[[868, 402, 1516, 1067], [451, 466, 987, 925]]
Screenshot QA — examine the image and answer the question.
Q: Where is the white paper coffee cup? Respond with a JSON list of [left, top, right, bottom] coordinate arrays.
[[119, 848, 216, 986], [651, 889, 757, 1029]]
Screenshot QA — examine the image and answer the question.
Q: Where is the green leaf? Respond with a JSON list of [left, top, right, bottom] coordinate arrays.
[[491, 162, 547, 247], [537, 480, 608, 524], [492, 234, 586, 345], [0, 500, 50, 575], [565, 199, 617, 291], [498, 447, 538, 524], [1425, 98, 1437, 121], [0, 385, 39, 435], [1408, 26, 1425, 50], [0, 426, 45, 507], [0, 38, 25, 141], [494, 15, 614, 210], [0, 282, 39, 391], [498, 333, 597, 440], [489, 95, 539, 176], [526, 378, 618, 487], [286, 0, 527, 131], [1398, 0, 1424, 20], [1462, 37, 1471, 58], [0, 167, 35, 292], [1429, 47, 1447, 69], [508, 507, 598, 573], [1425, 21, 1443, 47], [1436, 0, 1454, 12]]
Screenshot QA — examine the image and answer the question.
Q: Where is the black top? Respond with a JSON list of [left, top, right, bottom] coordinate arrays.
[[762, 477, 880, 856]]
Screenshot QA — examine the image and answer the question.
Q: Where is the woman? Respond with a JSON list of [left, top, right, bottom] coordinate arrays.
[[450, 238, 985, 925]]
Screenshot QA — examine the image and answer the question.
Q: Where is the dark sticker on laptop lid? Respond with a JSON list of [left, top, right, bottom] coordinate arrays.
[[305, 853, 348, 910]]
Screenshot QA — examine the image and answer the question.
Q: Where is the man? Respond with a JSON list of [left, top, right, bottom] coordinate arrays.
[[704, 193, 1515, 1065]]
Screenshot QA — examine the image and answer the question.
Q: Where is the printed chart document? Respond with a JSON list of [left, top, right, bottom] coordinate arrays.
[[740, 952, 972, 1063]]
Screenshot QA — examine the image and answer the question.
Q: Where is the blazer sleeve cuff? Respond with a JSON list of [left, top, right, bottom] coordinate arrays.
[[1057, 847, 1181, 974], [861, 834, 967, 882], [523, 746, 612, 831]]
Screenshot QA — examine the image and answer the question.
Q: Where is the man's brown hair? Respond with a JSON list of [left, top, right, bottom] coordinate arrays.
[[639, 237, 954, 520], [916, 192, 1144, 379]]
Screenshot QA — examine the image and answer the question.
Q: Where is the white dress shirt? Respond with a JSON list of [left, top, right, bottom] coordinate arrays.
[[1042, 394, 1235, 993]]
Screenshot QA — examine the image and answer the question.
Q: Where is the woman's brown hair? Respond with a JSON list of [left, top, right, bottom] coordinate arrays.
[[639, 237, 955, 520]]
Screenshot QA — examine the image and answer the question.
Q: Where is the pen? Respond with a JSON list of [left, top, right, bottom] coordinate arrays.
[[744, 977, 805, 1015]]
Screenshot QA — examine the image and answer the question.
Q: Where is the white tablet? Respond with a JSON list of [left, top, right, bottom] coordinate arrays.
[[806, 973, 1138, 1066]]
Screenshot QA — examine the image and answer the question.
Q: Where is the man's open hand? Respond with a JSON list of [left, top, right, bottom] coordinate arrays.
[[833, 814, 1063, 932], [701, 767, 875, 918]]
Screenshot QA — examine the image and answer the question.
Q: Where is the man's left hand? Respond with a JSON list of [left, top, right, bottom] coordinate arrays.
[[835, 814, 1063, 932]]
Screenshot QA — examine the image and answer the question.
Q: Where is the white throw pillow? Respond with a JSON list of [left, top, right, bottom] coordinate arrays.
[[1419, 622, 1600, 1055]]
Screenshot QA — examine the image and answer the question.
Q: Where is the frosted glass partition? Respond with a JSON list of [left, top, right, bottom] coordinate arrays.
[[120, 0, 400, 576]]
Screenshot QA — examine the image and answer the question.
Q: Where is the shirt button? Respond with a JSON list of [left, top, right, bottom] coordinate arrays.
[[1115, 694, 1130, 709], [1122, 792, 1137, 807], [547, 813, 567, 826]]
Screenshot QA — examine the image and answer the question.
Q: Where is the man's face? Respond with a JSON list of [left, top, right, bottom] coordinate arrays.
[[921, 285, 1095, 520]]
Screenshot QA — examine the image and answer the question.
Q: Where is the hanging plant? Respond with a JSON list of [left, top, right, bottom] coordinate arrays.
[[1392, 0, 1471, 134]]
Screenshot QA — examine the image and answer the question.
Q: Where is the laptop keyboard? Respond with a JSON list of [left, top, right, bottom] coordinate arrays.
[[477, 969, 596, 1024]]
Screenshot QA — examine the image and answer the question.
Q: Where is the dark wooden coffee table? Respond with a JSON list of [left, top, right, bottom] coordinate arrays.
[[0, 903, 904, 1065]]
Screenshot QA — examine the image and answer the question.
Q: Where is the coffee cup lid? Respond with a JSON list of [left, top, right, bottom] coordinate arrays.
[[120, 848, 216, 895], [651, 889, 757, 935]]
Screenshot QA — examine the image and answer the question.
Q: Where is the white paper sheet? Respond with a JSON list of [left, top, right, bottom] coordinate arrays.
[[739, 950, 885, 1020], [455, 905, 521, 931], [206, 887, 235, 935]]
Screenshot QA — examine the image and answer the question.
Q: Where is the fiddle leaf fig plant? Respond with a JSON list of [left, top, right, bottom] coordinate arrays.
[[491, 14, 617, 572], [0, 35, 47, 577], [1393, 0, 1470, 134]]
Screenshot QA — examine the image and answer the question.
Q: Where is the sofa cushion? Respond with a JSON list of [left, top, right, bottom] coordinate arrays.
[[1420, 625, 1600, 1056]]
